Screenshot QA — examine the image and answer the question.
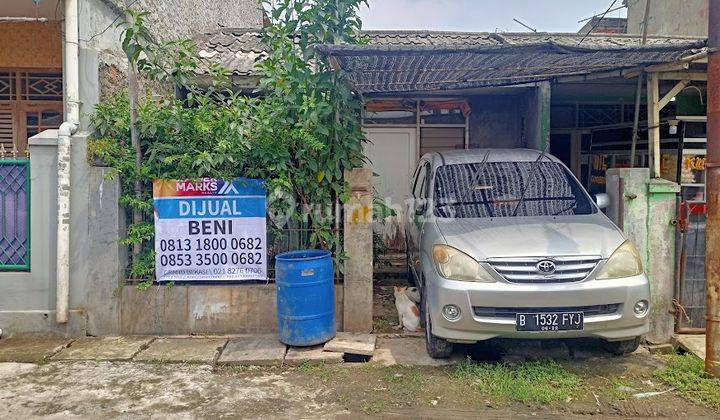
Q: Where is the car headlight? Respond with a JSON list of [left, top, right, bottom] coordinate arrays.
[[432, 245, 495, 282], [596, 241, 644, 280]]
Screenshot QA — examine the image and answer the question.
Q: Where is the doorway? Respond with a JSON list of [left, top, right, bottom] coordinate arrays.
[[363, 127, 417, 251]]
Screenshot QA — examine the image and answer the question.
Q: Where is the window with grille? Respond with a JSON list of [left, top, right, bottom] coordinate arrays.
[[0, 70, 63, 156], [0, 160, 30, 271]]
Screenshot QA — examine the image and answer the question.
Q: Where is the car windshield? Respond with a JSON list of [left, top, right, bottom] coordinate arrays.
[[433, 161, 595, 218]]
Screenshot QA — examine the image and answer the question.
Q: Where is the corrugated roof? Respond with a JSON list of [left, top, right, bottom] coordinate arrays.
[[194, 29, 705, 80], [317, 41, 707, 93]]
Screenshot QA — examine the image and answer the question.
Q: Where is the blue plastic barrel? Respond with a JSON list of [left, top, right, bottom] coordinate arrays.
[[275, 249, 336, 346]]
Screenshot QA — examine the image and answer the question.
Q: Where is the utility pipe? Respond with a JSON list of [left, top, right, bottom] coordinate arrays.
[[706, 0, 720, 377], [630, 69, 644, 168], [56, 0, 80, 324]]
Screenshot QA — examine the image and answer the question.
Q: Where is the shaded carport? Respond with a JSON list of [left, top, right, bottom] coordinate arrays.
[[318, 39, 706, 151], [319, 39, 711, 343], [318, 40, 707, 246]]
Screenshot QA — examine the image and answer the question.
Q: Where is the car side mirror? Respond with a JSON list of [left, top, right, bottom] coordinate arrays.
[[414, 198, 427, 215], [595, 193, 610, 210]]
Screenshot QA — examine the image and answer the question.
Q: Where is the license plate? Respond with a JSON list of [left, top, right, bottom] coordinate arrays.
[[516, 312, 584, 332]]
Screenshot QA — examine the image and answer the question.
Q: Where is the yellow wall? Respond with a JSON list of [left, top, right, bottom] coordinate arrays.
[[0, 22, 62, 69]]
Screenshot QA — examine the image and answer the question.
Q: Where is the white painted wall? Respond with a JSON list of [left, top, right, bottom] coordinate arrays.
[[627, 0, 708, 37]]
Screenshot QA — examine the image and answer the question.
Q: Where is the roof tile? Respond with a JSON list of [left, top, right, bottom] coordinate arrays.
[[194, 29, 704, 77]]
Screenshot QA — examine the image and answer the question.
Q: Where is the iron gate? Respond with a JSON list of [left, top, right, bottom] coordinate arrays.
[[677, 202, 706, 329], [0, 159, 30, 270]]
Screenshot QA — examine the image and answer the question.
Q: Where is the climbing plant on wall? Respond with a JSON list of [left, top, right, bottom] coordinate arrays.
[[89, 0, 369, 282]]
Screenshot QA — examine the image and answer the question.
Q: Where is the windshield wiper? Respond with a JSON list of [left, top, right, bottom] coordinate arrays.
[[456, 150, 492, 217], [511, 146, 550, 217], [437, 200, 492, 207], [459, 150, 490, 203]]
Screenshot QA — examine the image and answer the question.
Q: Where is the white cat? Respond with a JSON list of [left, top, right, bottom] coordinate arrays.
[[394, 285, 422, 332]]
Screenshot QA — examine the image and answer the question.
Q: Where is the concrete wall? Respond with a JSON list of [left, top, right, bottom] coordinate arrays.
[[467, 87, 546, 150], [606, 168, 650, 271], [645, 179, 680, 343], [2, 131, 344, 338], [606, 168, 679, 344], [627, 0, 708, 37], [0, 131, 125, 337], [119, 285, 344, 335], [468, 94, 526, 148]]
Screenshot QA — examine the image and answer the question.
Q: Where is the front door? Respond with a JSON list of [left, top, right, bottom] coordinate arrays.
[[363, 127, 417, 251]]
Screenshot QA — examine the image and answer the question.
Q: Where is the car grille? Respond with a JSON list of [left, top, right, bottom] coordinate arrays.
[[472, 304, 621, 319], [486, 256, 602, 284]]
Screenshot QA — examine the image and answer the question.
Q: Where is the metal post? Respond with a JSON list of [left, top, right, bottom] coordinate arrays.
[[706, 0, 720, 377], [641, 0, 651, 45]]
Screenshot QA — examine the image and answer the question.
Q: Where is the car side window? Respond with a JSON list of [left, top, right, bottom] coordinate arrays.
[[412, 162, 426, 198], [418, 163, 430, 199], [410, 165, 421, 198]]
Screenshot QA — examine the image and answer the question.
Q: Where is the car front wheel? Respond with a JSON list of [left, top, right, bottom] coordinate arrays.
[[424, 292, 453, 359], [603, 336, 641, 356]]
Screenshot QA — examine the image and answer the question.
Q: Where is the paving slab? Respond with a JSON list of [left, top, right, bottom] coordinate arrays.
[[218, 335, 286, 366], [0, 338, 72, 363], [373, 337, 462, 366], [323, 332, 376, 356], [134, 337, 228, 364], [674, 334, 706, 360], [52, 337, 154, 361], [370, 347, 397, 366], [284, 346, 343, 366], [0, 362, 38, 379]]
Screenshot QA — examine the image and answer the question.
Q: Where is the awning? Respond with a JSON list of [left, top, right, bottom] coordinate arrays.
[[317, 41, 707, 94]]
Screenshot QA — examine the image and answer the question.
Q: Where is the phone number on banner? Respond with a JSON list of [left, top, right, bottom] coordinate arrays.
[[157, 237, 263, 267]]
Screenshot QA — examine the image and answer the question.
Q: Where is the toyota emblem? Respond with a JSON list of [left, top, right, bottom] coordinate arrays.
[[536, 260, 556, 274]]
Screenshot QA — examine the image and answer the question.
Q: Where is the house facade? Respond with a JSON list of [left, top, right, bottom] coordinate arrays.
[[0, 1, 711, 342], [195, 26, 709, 342], [0, 0, 263, 337]]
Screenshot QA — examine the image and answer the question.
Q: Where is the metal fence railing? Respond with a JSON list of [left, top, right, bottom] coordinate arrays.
[[124, 223, 344, 285], [266, 225, 344, 284], [0, 159, 30, 271]]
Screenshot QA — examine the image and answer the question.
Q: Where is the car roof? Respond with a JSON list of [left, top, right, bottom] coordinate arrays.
[[422, 148, 563, 169]]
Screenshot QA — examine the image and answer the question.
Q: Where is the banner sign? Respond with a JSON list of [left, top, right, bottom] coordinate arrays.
[[153, 178, 267, 282]]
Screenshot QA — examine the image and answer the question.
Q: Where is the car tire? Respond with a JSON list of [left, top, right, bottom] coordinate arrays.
[[424, 292, 453, 359], [603, 336, 641, 356]]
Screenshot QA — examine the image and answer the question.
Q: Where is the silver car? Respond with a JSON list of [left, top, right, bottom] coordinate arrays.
[[405, 149, 650, 359]]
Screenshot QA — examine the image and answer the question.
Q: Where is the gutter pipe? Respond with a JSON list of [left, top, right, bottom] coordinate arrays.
[[57, 0, 80, 324]]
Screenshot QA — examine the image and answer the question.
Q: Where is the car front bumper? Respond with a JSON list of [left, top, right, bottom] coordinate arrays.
[[426, 272, 650, 343]]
